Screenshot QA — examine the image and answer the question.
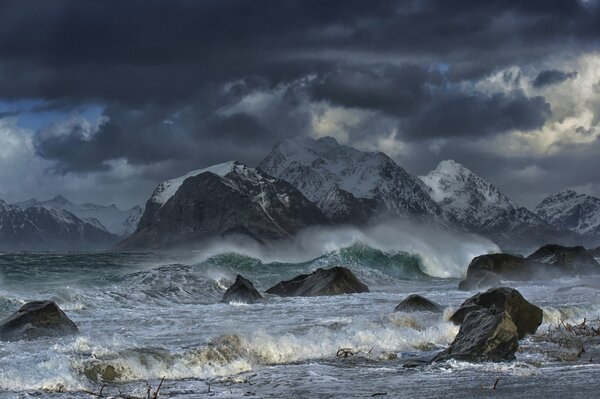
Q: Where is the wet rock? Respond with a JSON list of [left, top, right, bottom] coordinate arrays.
[[526, 244, 600, 273], [222, 275, 263, 304], [265, 267, 369, 297], [450, 287, 542, 339], [0, 301, 79, 341], [394, 294, 443, 313], [434, 307, 519, 362], [458, 253, 556, 290]]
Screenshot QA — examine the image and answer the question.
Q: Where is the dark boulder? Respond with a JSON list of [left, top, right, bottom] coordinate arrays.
[[394, 294, 443, 313], [0, 301, 79, 341], [434, 307, 519, 362], [450, 287, 542, 339], [222, 275, 263, 304], [526, 244, 600, 273], [265, 267, 369, 297], [459, 253, 557, 290]]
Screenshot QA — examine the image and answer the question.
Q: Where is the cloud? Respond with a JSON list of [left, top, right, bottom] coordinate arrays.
[[532, 69, 578, 88], [402, 90, 551, 139], [0, 0, 599, 208]]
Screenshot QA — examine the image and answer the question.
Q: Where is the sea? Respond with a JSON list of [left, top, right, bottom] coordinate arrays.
[[1, 223, 599, 398]]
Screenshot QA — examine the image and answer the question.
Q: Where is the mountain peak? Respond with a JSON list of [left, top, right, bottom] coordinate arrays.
[[150, 160, 248, 206], [259, 135, 440, 218], [535, 190, 600, 235], [48, 194, 72, 206], [421, 159, 514, 228]]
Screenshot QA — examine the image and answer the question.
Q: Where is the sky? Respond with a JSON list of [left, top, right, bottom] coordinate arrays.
[[0, 0, 599, 209]]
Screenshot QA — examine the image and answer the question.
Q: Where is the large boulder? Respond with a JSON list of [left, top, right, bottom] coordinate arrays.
[[450, 287, 542, 339], [434, 307, 519, 362], [394, 294, 443, 313], [222, 275, 263, 304], [0, 301, 79, 341], [458, 253, 557, 290], [265, 267, 369, 297], [526, 244, 600, 273]]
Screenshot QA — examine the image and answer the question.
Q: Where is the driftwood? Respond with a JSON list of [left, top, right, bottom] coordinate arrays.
[[56, 376, 166, 399]]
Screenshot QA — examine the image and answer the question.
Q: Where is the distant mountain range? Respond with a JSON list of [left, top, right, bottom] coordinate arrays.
[[0, 196, 142, 251], [119, 136, 600, 251], [0, 200, 119, 251], [14, 195, 142, 237], [2, 136, 599, 252]]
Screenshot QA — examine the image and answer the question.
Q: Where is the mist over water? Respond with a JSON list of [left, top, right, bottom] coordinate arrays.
[[181, 220, 500, 279]]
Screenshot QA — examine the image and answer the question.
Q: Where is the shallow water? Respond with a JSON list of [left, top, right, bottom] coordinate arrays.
[[0, 245, 599, 398]]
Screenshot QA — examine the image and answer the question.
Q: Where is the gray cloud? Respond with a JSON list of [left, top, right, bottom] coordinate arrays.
[[0, 0, 599, 207], [532, 69, 578, 88]]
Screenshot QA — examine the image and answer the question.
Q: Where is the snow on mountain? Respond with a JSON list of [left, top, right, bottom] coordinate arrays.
[[150, 161, 238, 206], [258, 136, 440, 219], [0, 200, 119, 251], [14, 195, 143, 237], [116, 160, 328, 250], [535, 190, 600, 236], [420, 160, 514, 228]]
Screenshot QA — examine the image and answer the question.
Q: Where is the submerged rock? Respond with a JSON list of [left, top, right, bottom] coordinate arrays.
[[265, 267, 369, 297], [450, 287, 542, 339], [435, 307, 519, 362], [394, 294, 443, 313], [0, 301, 79, 341], [222, 275, 263, 304], [526, 244, 600, 273]]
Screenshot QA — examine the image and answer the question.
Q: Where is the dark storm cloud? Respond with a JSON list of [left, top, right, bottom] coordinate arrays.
[[402, 90, 551, 139], [310, 64, 442, 117], [532, 69, 578, 88], [1, 0, 600, 206]]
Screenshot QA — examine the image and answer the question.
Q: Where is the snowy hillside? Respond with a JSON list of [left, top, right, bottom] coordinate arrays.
[[258, 136, 440, 220], [535, 190, 600, 236], [420, 160, 515, 228]]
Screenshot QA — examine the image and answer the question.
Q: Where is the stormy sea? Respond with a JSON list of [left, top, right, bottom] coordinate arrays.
[[1, 226, 599, 398]]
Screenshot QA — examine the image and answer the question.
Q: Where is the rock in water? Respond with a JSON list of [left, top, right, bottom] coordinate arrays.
[[526, 244, 600, 273], [0, 301, 79, 341], [394, 294, 443, 313], [222, 275, 263, 304], [435, 307, 519, 362], [450, 287, 542, 339], [265, 267, 369, 297], [458, 253, 557, 290]]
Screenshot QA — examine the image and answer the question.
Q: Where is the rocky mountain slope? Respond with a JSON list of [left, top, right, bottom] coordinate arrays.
[[535, 190, 600, 236], [14, 195, 142, 237], [0, 200, 120, 251], [420, 160, 583, 249], [115, 161, 328, 250], [258, 136, 440, 222]]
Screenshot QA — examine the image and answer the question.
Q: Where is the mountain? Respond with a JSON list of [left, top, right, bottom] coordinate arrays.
[[535, 190, 600, 236], [258, 136, 440, 222], [14, 195, 143, 237], [0, 200, 120, 251], [420, 160, 583, 249], [420, 160, 515, 229], [115, 161, 328, 250]]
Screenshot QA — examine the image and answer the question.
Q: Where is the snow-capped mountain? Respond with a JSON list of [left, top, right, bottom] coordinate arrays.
[[14, 195, 143, 237], [420, 160, 515, 229], [258, 136, 440, 221], [0, 200, 120, 251], [420, 160, 584, 249], [535, 190, 600, 236], [115, 161, 328, 250]]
